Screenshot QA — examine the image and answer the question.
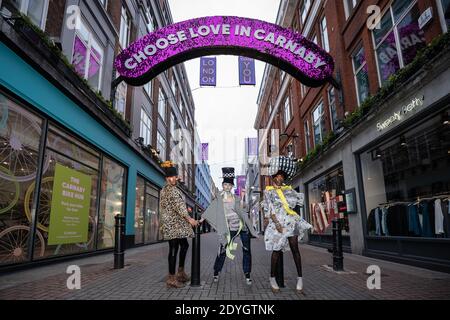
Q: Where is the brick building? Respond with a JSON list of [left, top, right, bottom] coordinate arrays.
[[255, 0, 450, 272], [0, 0, 201, 270]]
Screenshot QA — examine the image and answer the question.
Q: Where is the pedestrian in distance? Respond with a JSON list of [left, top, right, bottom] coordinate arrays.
[[200, 167, 259, 285], [159, 161, 199, 288], [262, 156, 313, 294]]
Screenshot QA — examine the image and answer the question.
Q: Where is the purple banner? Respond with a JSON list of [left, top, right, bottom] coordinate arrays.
[[239, 56, 255, 85], [115, 16, 334, 87], [246, 137, 258, 156], [236, 175, 246, 197], [200, 57, 216, 86], [201, 143, 209, 161]]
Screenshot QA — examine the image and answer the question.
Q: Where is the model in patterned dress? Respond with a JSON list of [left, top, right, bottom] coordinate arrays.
[[159, 161, 199, 288], [262, 156, 312, 294]]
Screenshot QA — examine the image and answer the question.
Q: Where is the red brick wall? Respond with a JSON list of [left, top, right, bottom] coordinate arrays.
[[45, 0, 66, 39]]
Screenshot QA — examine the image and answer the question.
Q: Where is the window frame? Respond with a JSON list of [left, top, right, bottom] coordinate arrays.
[[71, 17, 104, 91], [119, 5, 132, 49], [320, 16, 330, 52], [436, 0, 450, 33], [283, 93, 292, 129], [300, 0, 311, 25], [157, 131, 167, 161], [13, 0, 49, 30], [372, 0, 420, 87], [312, 100, 324, 146], [140, 107, 152, 146], [328, 86, 338, 132], [352, 43, 369, 107], [143, 81, 153, 102], [304, 119, 311, 153], [158, 88, 167, 122]]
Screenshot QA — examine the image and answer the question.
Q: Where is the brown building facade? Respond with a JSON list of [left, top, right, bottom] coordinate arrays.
[[255, 0, 450, 272]]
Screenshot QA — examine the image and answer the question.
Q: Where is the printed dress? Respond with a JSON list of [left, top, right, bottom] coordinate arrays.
[[262, 185, 312, 251]]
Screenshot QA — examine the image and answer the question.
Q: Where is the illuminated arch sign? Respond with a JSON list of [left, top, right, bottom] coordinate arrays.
[[114, 16, 334, 87]]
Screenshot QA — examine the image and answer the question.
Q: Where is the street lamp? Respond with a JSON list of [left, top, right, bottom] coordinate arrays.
[[280, 133, 299, 158]]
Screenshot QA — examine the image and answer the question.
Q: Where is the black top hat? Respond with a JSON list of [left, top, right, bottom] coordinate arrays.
[[161, 161, 178, 177], [221, 167, 235, 185]]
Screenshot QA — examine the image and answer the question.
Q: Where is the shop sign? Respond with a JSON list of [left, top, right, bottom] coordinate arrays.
[[48, 164, 92, 245], [114, 16, 334, 87], [376, 95, 425, 131], [418, 7, 433, 30], [344, 188, 357, 214]]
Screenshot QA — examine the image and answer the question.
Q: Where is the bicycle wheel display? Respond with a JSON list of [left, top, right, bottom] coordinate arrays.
[[24, 176, 53, 232], [0, 166, 20, 214], [0, 102, 48, 182], [0, 225, 45, 264]]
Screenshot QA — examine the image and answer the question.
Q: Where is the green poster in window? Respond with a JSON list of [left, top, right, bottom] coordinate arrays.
[[48, 163, 92, 245]]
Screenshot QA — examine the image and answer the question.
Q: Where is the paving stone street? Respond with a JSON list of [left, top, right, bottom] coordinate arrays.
[[1, 232, 449, 300]]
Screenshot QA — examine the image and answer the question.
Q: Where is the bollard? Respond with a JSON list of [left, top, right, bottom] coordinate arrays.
[[114, 215, 126, 269], [275, 251, 285, 288], [332, 218, 344, 271], [190, 209, 201, 286]]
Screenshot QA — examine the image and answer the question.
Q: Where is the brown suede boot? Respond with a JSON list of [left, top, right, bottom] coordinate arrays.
[[176, 267, 191, 283], [166, 274, 185, 288]]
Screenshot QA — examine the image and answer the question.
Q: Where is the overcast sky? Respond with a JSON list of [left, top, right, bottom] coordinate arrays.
[[168, 0, 280, 189]]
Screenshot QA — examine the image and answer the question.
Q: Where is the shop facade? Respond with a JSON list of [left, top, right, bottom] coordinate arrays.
[[0, 26, 165, 270], [294, 48, 450, 272]]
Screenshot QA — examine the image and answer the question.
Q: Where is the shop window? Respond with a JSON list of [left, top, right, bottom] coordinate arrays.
[[134, 176, 160, 244], [307, 167, 348, 235], [360, 108, 450, 238], [134, 176, 145, 244], [352, 44, 370, 106], [97, 156, 126, 249], [72, 18, 104, 91], [0, 93, 44, 264], [373, 1, 426, 85], [34, 124, 100, 259], [145, 184, 160, 243], [0, 93, 130, 265]]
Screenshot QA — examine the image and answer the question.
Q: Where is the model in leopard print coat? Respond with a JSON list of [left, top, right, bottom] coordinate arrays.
[[159, 184, 194, 240]]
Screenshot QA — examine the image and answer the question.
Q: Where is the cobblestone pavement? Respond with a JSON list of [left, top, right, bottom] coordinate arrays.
[[1, 232, 450, 300]]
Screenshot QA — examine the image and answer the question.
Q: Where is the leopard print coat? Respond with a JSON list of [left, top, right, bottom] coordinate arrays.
[[159, 184, 194, 240]]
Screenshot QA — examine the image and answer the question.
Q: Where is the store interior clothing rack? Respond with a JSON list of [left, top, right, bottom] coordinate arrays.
[[378, 193, 450, 207]]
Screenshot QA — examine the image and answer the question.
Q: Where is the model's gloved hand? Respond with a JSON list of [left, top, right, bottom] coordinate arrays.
[[188, 217, 199, 227]]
